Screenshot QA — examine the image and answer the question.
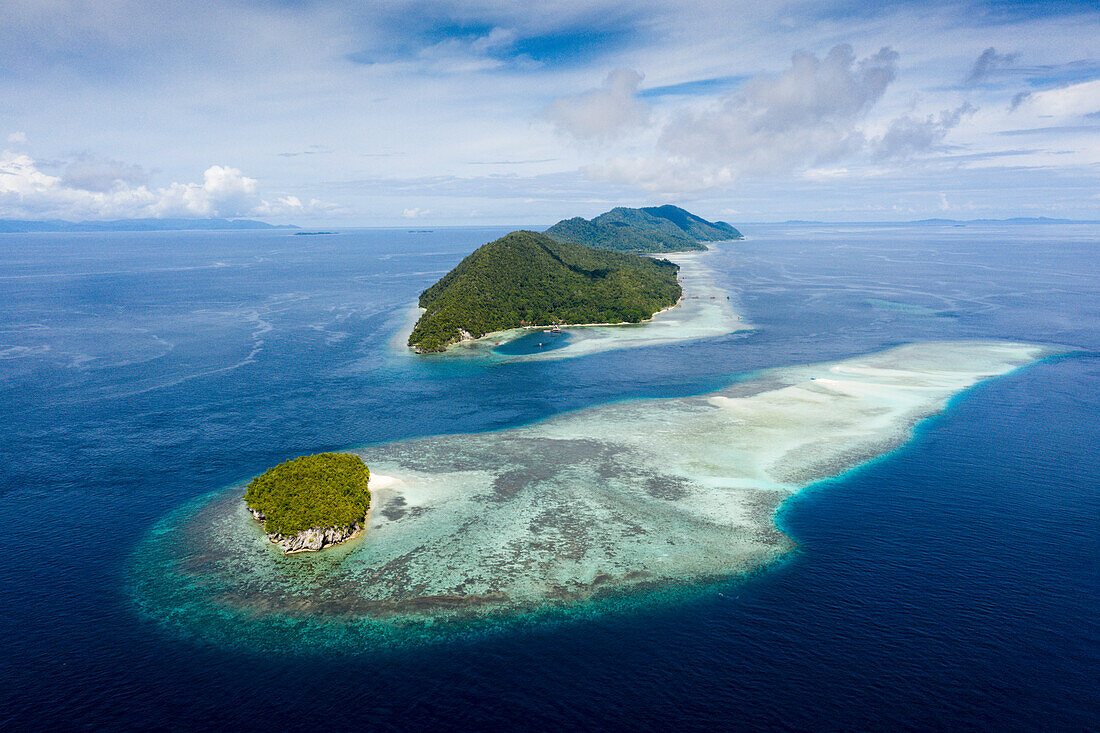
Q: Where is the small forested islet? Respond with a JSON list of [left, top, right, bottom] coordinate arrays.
[[244, 452, 371, 539]]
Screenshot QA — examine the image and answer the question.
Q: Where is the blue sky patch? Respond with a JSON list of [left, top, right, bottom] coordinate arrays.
[[639, 75, 749, 99], [508, 23, 640, 67]]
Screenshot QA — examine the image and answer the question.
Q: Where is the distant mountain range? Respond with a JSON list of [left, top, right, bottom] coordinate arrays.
[[0, 218, 298, 233], [545, 205, 742, 253], [909, 217, 1082, 225], [778, 217, 1090, 225]]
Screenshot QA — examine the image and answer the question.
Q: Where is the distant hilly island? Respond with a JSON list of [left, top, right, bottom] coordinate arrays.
[[4, 214, 1093, 235], [909, 217, 1085, 225], [545, 204, 742, 253], [0, 218, 297, 233]]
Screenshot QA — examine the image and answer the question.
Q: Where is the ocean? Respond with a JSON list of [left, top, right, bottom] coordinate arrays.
[[1, 222, 1097, 729]]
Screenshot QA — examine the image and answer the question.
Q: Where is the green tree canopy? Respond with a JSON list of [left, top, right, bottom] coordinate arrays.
[[244, 452, 370, 536], [543, 204, 742, 253], [409, 230, 682, 353]]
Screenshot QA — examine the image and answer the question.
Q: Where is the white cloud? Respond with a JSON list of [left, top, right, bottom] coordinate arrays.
[[7, 131, 27, 144], [0, 152, 58, 195], [590, 45, 901, 192], [1009, 91, 1031, 112], [545, 69, 650, 141], [965, 47, 1019, 86], [0, 153, 330, 220], [414, 27, 524, 74], [585, 155, 735, 193], [151, 165, 261, 218], [1016, 79, 1100, 117], [402, 207, 430, 218], [2, 1, 1097, 223], [873, 103, 975, 159], [800, 166, 857, 181], [373, 26, 541, 75], [659, 45, 897, 174], [62, 154, 149, 192], [257, 195, 339, 217]]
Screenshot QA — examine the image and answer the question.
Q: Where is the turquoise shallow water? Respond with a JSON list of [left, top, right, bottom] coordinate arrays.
[[1, 223, 1097, 728]]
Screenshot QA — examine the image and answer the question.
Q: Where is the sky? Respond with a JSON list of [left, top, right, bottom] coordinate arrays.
[[1, 0, 1099, 225]]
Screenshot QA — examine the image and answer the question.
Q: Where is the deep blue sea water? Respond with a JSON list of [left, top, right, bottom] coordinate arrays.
[[1, 223, 1097, 729], [493, 329, 572, 355]]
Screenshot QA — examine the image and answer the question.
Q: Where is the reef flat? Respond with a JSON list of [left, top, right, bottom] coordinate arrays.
[[130, 341, 1044, 644]]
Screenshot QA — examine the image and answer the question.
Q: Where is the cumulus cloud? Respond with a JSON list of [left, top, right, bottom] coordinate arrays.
[[7, 131, 27, 144], [590, 45, 899, 192], [1009, 91, 1032, 112], [0, 153, 330, 220], [61, 154, 149, 192], [873, 103, 975, 159], [660, 45, 897, 173], [545, 69, 650, 140], [401, 207, 430, 218], [966, 47, 1019, 85]]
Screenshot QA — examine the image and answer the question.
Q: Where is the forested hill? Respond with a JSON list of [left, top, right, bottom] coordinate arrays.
[[408, 230, 682, 353], [543, 204, 742, 253]]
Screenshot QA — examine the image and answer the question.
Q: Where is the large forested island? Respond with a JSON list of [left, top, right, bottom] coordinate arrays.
[[408, 230, 682, 353], [543, 204, 742, 253], [244, 452, 371, 553]]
